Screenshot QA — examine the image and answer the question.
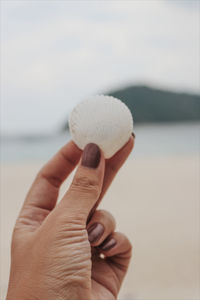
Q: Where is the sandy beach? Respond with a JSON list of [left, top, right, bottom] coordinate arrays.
[[1, 154, 199, 300]]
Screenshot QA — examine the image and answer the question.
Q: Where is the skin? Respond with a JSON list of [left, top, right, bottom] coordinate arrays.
[[6, 136, 134, 300]]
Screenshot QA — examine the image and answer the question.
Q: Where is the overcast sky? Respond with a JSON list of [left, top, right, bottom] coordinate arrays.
[[1, 0, 199, 135]]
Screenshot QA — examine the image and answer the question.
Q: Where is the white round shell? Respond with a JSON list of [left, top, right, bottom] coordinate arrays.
[[69, 95, 134, 158]]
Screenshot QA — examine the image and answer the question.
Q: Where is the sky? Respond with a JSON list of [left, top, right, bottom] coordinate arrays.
[[0, 0, 199, 135]]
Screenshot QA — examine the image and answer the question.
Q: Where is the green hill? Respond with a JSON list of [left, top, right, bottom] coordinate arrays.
[[108, 85, 200, 123], [62, 85, 200, 131]]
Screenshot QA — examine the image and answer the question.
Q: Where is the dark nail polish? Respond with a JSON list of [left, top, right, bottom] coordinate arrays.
[[132, 132, 135, 138], [99, 236, 117, 251], [87, 223, 104, 243], [81, 143, 101, 168]]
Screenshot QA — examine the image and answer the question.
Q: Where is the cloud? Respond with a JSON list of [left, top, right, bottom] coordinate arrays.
[[1, 0, 199, 134]]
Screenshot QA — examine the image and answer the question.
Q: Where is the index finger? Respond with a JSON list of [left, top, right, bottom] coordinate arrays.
[[23, 140, 82, 211]]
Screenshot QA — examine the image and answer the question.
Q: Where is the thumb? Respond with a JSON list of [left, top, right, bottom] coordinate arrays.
[[55, 143, 105, 223]]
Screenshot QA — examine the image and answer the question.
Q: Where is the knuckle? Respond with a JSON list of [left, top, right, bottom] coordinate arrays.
[[57, 211, 86, 228], [127, 242, 133, 259], [96, 209, 116, 228], [106, 211, 116, 227], [127, 238, 133, 252], [121, 234, 133, 255], [72, 175, 100, 197], [36, 170, 62, 188]]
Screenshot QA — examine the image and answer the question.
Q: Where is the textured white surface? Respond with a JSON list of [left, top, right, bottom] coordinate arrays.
[[69, 95, 134, 158]]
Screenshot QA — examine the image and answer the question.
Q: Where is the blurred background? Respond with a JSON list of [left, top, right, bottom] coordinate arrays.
[[0, 1, 200, 299]]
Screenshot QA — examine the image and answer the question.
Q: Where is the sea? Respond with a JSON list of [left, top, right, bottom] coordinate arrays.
[[1, 122, 200, 163]]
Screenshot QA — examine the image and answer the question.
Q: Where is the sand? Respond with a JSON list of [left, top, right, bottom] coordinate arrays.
[[0, 155, 199, 300]]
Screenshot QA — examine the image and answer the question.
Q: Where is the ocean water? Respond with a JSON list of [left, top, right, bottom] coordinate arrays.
[[1, 122, 200, 162]]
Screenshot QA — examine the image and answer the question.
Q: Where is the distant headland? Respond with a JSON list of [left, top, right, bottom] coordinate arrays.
[[61, 85, 200, 131]]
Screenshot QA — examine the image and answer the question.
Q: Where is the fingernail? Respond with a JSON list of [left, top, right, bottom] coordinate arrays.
[[132, 132, 135, 138], [99, 236, 117, 251], [81, 143, 101, 168], [87, 223, 104, 243]]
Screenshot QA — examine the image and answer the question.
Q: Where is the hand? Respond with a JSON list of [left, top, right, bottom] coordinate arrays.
[[6, 137, 134, 300]]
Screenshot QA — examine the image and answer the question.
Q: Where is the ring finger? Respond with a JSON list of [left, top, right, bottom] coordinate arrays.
[[87, 209, 116, 247]]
